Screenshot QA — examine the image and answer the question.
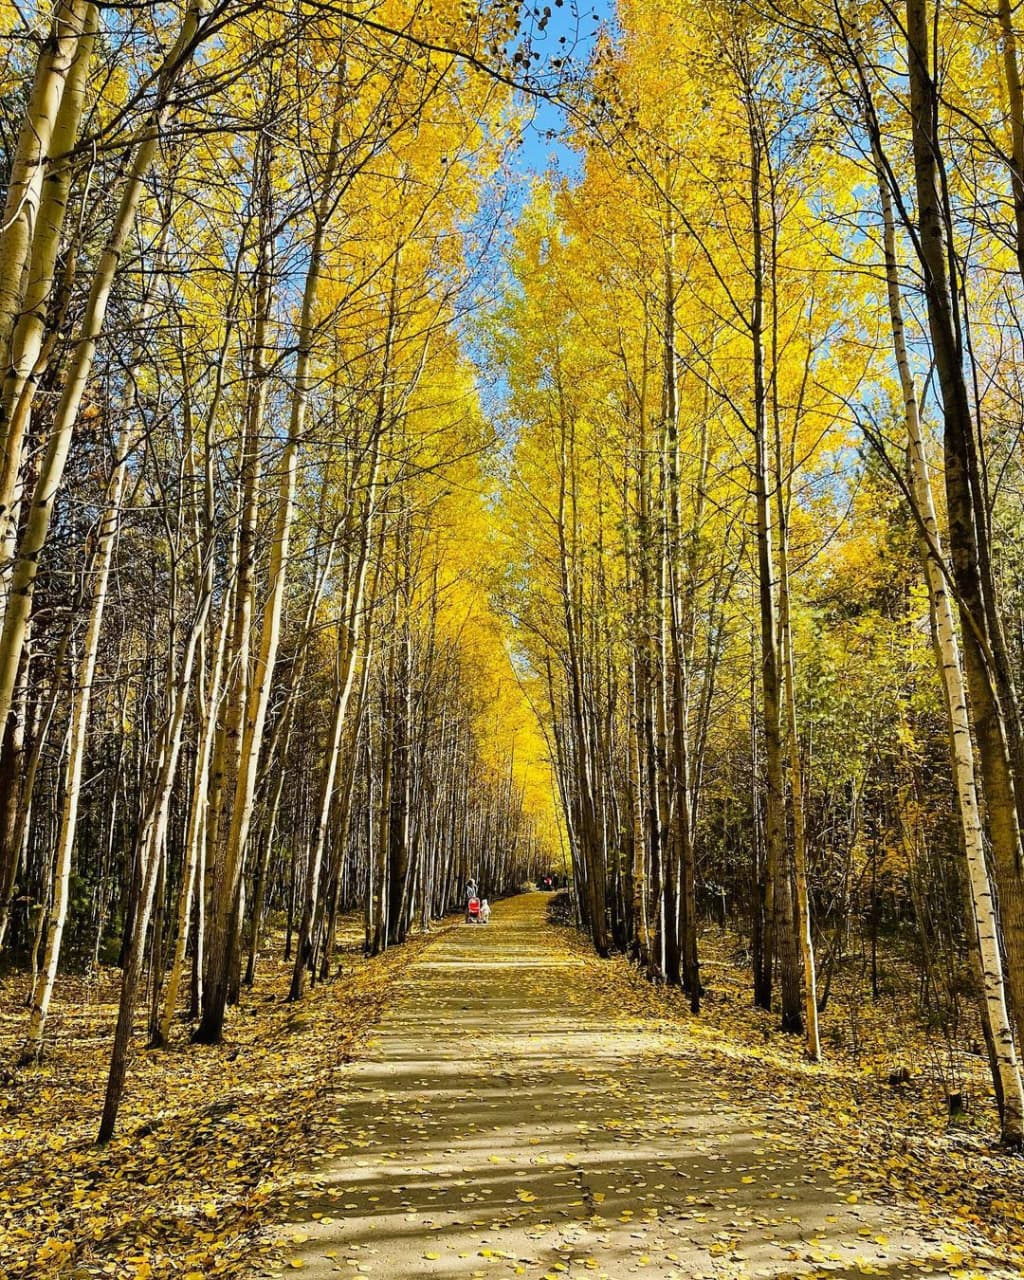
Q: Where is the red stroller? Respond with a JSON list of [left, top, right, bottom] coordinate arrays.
[[466, 895, 481, 924]]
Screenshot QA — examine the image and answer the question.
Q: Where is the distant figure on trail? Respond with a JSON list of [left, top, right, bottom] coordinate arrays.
[[479, 899, 491, 924], [467, 895, 481, 924], [466, 877, 478, 903]]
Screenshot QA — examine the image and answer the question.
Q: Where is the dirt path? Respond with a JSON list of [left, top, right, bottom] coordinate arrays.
[[263, 893, 1013, 1280]]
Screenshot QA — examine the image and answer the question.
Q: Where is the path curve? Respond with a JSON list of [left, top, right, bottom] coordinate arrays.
[[264, 893, 1013, 1279]]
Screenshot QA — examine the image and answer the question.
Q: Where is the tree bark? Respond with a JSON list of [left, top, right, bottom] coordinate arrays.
[[0, 0, 202, 737], [905, 0, 1024, 1044], [873, 128, 1024, 1143]]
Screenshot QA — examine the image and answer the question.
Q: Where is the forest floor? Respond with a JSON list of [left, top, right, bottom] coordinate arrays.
[[0, 917, 445, 1279], [2, 895, 1023, 1279], [259, 893, 1023, 1280]]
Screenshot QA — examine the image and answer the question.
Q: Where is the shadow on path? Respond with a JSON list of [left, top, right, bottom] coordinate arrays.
[[260, 894, 1012, 1280]]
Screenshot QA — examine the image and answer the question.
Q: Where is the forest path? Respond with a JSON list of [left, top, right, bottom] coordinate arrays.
[[262, 893, 1011, 1280]]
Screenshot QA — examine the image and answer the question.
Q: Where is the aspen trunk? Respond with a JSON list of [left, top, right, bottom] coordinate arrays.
[[0, 0, 201, 738], [20, 424, 137, 1061], [750, 638, 772, 1009], [243, 512, 338, 989], [749, 115, 802, 1033], [98, 579, 212, 1142], [319, 652, 374, 977], [629, 651, 652, 970], [659, 215, 701, 1003], [997, 0, 1024, 291], [0, 2, 97, 562], [905, 0, 1024, 1043], [873, 133, 1024, 1143], [657, 228, 681, 989], [556, 405, 609, 956], [20, 191, 173, 1056], [196, 156, 274, 1042], [290, 474, 379, 998], [386, 600, 412, 947], [0, 0, 91, 381], [154, 328, 224, 1038], [199, 83, 348, 1038], [778, 546, 819, 1060], [0, 639, 39, 951], [154, 573, 228, 1045]]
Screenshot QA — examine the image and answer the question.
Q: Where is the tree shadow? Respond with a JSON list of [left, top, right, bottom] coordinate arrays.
[[264, 903, 1009, 1279]]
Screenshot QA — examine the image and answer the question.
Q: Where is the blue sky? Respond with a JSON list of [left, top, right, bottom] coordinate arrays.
[[508, 1, 608, 182], [455, 2, 611, 430]]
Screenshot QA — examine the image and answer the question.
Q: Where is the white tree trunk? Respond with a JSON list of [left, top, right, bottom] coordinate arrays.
[[0, 0, 91, 380], [199, 92, 348, 1039], [0, 2, 97, 596], [18, 204, 170, 1059], [156, 582, 229, 1046], [778, 554, 820, 1060], [875, 142, 1024, 1143], [19, 427, 135, 1061], [289, 446, 382, 1000], [0, 0, 201, 735], [98, 576, 213, 1141]]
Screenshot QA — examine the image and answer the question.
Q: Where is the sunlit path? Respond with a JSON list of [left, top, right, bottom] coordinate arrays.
[[261, 894, 1012, 1280], [7, 0, 1024, 1271]]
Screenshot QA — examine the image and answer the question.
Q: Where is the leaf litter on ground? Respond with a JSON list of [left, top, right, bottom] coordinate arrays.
[[0, 919, 451, 1279], [549, 917, 1024, 1272]]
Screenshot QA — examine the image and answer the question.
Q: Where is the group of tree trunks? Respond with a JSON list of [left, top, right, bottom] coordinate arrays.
[[6, 0, 1024, 1155], [495, 0, 1024, 1148], [0, 0, 546, 1142]]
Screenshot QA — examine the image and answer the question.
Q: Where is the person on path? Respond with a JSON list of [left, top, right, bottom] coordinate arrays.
[[479, 899, 491, 924]]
